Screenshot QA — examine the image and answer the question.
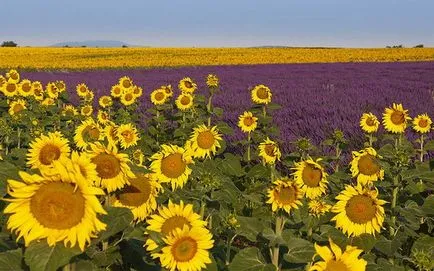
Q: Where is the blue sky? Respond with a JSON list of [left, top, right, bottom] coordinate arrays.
[[1, 0, 433, 47]]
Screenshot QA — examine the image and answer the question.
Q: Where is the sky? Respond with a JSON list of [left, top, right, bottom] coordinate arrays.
[[1, 0, 434, 47]]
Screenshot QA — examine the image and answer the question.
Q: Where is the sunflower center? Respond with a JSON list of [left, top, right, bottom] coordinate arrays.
[[161, 216, 191, 235], [82, 126, 100, 141], [133, 87, 141, 95], [83, 107, 92, 115], [358, 154, 380, 175], [171, 237, 198, 262], [113, 87, 121, 95], [345, 195, 377, 224], [22, 83, 32, 93], [155, 92, 165, 101], [302, 164, 322, 187], [30, 182, 85, 229], [122, 80, 132, 89], [256, 87, 269, 99], [79, 86, 87, 93], [184, 81, 193, 88], [180, 96, 190, 105], [275, 186, 297, 204], [6, 83, 16, 93], [418, 119, 428, 128], [366, 117, 376, 126], [264, 144, 276, 157], [125, 93, 133, 102], [117, 175, 152, 207], [161, 153, 186, 178], [391, 110, 405, 125], [197, 130, 215, 149], [10, 73, 18, 80], [13, 104, 24, 113], [102, 97, 110, 104], [325, 259, 349, 271], [92, 153, 121, 179], [39, 144, 61, 165], [121, 130, 135, 143], [243, 117, 254, 126]]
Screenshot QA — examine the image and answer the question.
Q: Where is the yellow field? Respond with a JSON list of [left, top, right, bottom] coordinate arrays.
[[1, 47, 433, 70]]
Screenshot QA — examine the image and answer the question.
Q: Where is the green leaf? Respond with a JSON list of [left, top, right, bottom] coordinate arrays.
[[422, 195, 434, 216], [246, 164, 271, 179], [74, 260, 99, 271], [283, 237, 315, 263], [411, 234, 434, 255], [216, 121, 234, 135], [352, 234, 377, 252], [0, 161, 20, 196], [228, 247, 276, 271], [378, 143, 395, 159], [374, 236, 400, 257], [236, 216, 268, 242], [220, 154, 245, 177], [0, 249, 24, 271], [96, 207, 134, 242], [24, 242, 82, 271]]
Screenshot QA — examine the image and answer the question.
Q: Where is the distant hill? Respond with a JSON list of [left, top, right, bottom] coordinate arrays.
[[51, 40, 137, 48]]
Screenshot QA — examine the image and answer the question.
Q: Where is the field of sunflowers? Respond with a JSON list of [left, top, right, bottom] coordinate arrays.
[[0, 65, 433, 271]]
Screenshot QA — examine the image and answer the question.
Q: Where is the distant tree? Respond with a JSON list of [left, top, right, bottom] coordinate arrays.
[[63, 45, 70, 48], [414, 44, 424, 48], [386, 46, 391, 48], [1, 41, 17, 47], [81, 45, 87, 48], [122, 45, 128, 48]]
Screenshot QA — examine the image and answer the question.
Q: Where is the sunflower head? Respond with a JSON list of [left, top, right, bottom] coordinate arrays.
[[382, 103, 411, 133], [175, 93, 194, 111], [62, 104, 78, 117], [46, 82, 59, 99], [238, 111, 258, 133], [2, 81, 18, 97], [19, 79, 34, 96], [187, 125, 223, 159], [266, 178, 303, 213], [8, 99, 27, 116], [308, 199, 332, 217], [292, 158, 328, 199], [6, 69, 20, 83], [132, 86, 143, 98], [97, 110, 111, 125], [206, 74, 219, 88], [99, 95, 113, 108], [178, 77, 197, 93], [80, 105, 93, 117], [84, 91, 94, 102], [119, 76, 134, 91], [258, 137, 281, 164], [41, 98, 55, 106], [251, 84, 272, 105], [27, 131, 71, 170], [350, 147, 384, 186], [55, 80, 66, 92], [162, 84, 173, 97], [120, 90, 136, 106], [111, 84, 123, 98], [76, 83, 89, 97], [413, 114, 432, 134], [151, 89, 168, 105], [116, 123, 140, 149], [74, 119, 103, 150], [360, 112, 380, 133]]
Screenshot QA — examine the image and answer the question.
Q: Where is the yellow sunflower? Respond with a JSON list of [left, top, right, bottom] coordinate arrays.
[[84, 91, 94, 103], [117, 123, 140, 149], [175, 93, 194, 111], [309, 238, 367, 271], [74, 119, 104, 150], [55, 80, 66, 92], [331, 184, 386, 237], [119, 76, 134, 91], [150, 145, 193, 190], [32, 84, 44, 101], [308, 199, 332, 217], [120, 90, 136, 106], [151, 88, 168, 106], [8, 99, 27, 116], [350, 147, 384, 186], [238, 111, 258, 133], [3, 158, 107, 251], [187, 125, 223, 159], [206, 74, 219, 88], [80, 105, 93, 117], [27, 132, 71, 170], [6, 69, 20, 83], [360, 112, 380, 133], [2, 81, 18, 97], [112, 174, 161, 222], [132, 149, 145, 166], [258, 137, 281, 164], [266, 178, 303, 213], [413, 114, 432, 134], [103, 124, 119, 149], [159, 226, 214, 271], [88, 143, 135, 192], [251, 84, 272, 105], [162, 84, 173, 98], [76, 83, 89, 97], [382, 103, 411, 133], [0, 75, 6, 89], [132, 86, 143, 98], [70, 151, 99, 185], [46, 83, 59, 99], [18, 79, 34, 96], [97, 110, 111, 125], [99, 95, 113, 108], [41, 98, 55, 106], [292, 158, 328, 199], [62, 104, 78, 117], [111, 84, 123, 98], [178, 77, 197, 94]]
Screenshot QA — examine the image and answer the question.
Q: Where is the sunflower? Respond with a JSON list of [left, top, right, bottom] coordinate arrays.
[[103, 124, 119, 149], [18, 79, 34, 96], [6, 69, 20, 83], [111, 84, 123, 98], [151, 88, 168, 106], [46, 83, 59, 99], [266, 178, 303, 213], [162, 84, 173, 98], [84, 91, 95, 103], [112, 174, 161, 222], [98, 95, 113, 108], [159, 226, 214, 271], [0, 75, 6, 89], [382, 103, 411, 133], [117, 123, 140, 149], [309, 238, 367, 271], [2, 81, 18, 97], [53, 80, 65, 92], [308, 199, 332, 217], [251, 84, 272, 105], [32, 84, 44, 101], [258, 138, 281, 164], [292, 158, 328, 199], [132, 86, 143, 98], [3, 158, 107, 251], [178, 77, 197, 94], [238, 111, 258, 133], [206, 74, 219, 88], [81, 105, 93, 117], [74, 119, 104, 150], [62, 104, 78, 117], [350, 147, 384, 186], [8, 99, 27, 116], [187, 125, 222, 159], [132, 149, 145, 166], [175, 93, 194, 111], [331, 184, 386, 237], [70, 151, 99, 185], [120, 90, 136, 106], [41, 98, 55, 106], [97, 110, 111, 125], [413, 114, 432, 134], [88, 143, 135, 192], [150, 145, 193, 190], [27, 132, 71, 170], [360, 112, 380, 133], [119, 76, 134, 91], [76, 83, 89, 97]]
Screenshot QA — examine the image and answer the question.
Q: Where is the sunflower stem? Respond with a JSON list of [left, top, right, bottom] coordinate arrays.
[[247, 132, 251, 162], [199, 200, 206, 220], [207, 91, 214, 127], [4, 136, 9, 155], [262, 105, 267, 118], [368, 133, 373, 147], [419, 134, 424, 162], [17, 127, 21, 149], [225, 234, 237, 266], [182, 112, 186, 129], [271, 215, 284, 270], [390, 175, 399, 237]]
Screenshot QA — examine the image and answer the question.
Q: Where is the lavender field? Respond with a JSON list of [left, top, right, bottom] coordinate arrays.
[[22, 61, 434, 152]]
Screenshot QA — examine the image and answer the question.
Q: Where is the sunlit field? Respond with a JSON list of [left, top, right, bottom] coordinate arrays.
[[1, 47, 434, 70]]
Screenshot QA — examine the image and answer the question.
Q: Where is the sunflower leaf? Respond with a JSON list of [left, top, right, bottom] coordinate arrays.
[[96, 207, 134, 242], [283, 237, 315, 263], [0, 248, 24, 271], [228, 247, 275, 271], [24, 242, 82, 271]]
